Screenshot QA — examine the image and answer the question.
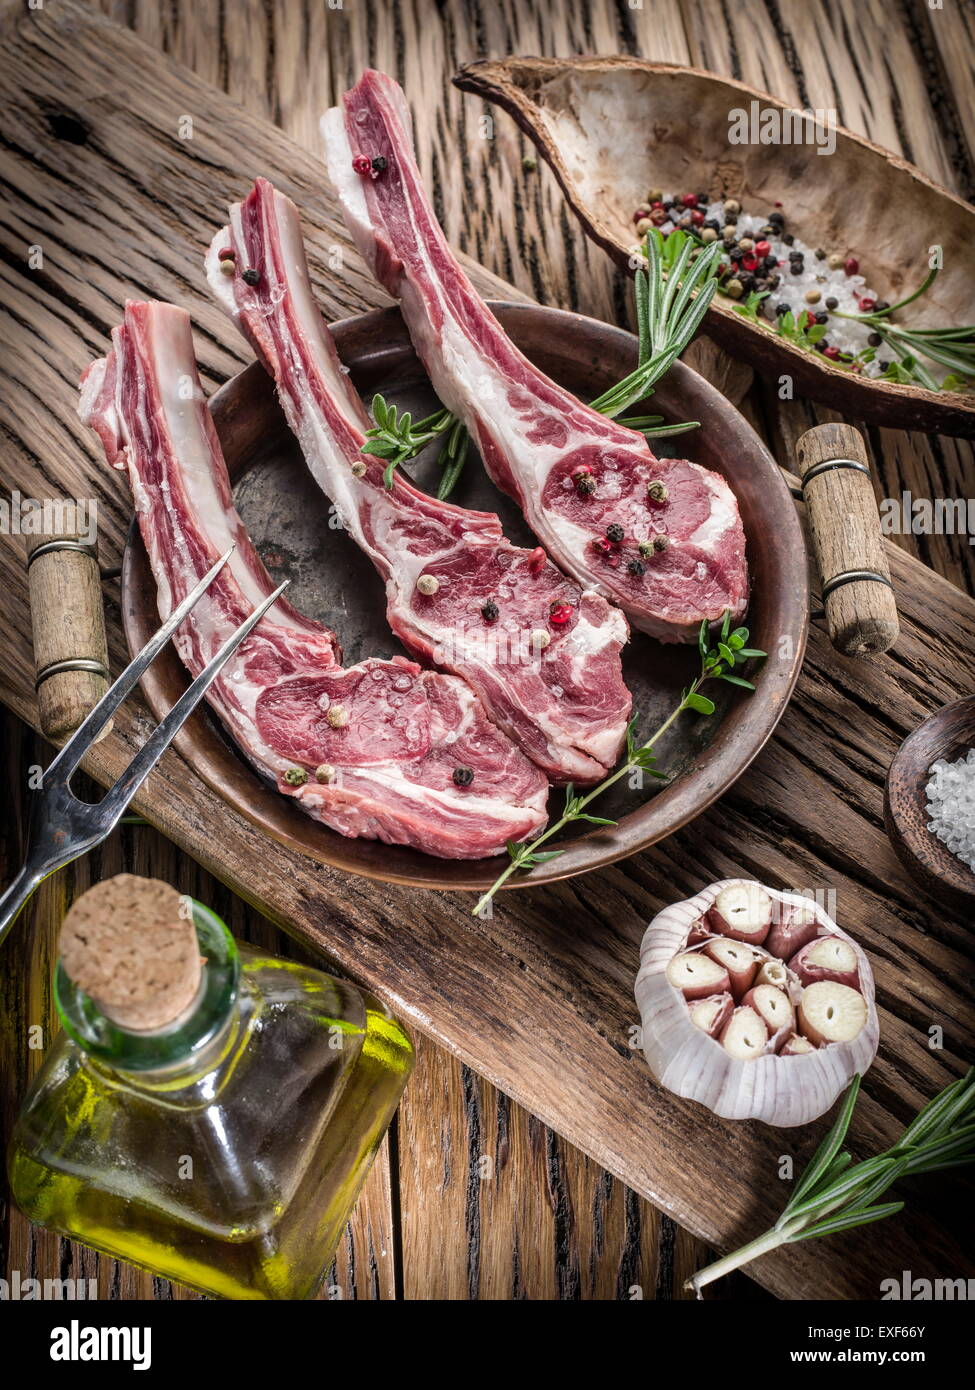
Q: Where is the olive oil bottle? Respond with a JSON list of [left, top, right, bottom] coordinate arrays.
[[8, 882, 413, 1300]]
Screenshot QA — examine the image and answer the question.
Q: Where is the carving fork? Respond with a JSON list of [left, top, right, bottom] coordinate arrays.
[[0, 547, 288, 945]]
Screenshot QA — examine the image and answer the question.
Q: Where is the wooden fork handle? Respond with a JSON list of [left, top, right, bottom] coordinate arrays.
[[26, 531, 112, 744], [796, 423, 900, 658]]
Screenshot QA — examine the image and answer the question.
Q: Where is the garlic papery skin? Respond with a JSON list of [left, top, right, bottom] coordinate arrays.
[[634, 880, 879, 1128], [766, 902, 820, 959]]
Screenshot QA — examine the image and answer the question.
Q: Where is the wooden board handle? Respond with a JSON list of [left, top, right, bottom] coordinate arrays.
[[26, 532, 112, 744], [795, 423, 899, 658]]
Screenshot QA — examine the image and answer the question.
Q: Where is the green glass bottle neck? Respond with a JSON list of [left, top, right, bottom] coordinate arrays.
[[54, 900, 241, 1076]]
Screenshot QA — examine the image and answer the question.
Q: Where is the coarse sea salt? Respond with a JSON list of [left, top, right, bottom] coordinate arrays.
[[925, 747, 975, 874]]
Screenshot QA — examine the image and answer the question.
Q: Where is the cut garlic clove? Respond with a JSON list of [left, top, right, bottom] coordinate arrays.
[[666, 951, 731, 1000], [706, 882, 773, 945], [634, 879, 879, 1127], [789, 936, 860, 989], [755, 959, 789, 990], [798, 981, 868, 1047], [742, 983, 795, 1035], [703, 936, 759, 999], [720, 1006, 768, 1060], [689, 992, 734, 1039]]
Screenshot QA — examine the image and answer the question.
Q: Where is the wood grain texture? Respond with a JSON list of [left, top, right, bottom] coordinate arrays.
[[0, 0, 972, 1301]]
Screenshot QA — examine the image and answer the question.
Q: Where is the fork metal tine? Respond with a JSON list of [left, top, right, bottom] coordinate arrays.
[[45, 546, 235, 784], [92, 580, 290, 833]]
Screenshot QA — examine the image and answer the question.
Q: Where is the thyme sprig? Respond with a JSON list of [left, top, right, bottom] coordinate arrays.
[[359, 397, 456, 491], [832, 267, 975, 391], [471, 611, 764, 919], [362, 227, 715, 495], [687, 1068, 975, 1296]]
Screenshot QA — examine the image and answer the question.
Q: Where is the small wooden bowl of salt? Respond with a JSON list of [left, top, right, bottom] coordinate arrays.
[[885, 696, 975, 909]]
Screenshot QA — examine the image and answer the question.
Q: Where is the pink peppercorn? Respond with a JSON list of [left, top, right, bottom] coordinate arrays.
[[681, 193, 698, 208], [690, 209, 705, 226], [592, 537, 613, 555], [858, 296, 876, 312], [352, 154, 372, 175], [218, 246, 235, 262], [549, 601, 574, 626], [742, 255, 759, 272], [844, 256, 859, 275], [528, 546, 546, 575], [754, 240, 771, 257]]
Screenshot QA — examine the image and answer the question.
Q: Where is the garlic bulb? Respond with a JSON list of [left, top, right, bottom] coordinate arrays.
[[634, 879, 879, 1127]]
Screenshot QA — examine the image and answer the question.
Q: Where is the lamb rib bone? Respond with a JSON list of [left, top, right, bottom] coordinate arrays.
[[206, 178, 631, 785], [79, 300, 549, 860], [322, 70, 749, 643]]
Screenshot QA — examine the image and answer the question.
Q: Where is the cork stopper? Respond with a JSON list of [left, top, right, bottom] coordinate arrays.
[[60, 875, 204, 1031]]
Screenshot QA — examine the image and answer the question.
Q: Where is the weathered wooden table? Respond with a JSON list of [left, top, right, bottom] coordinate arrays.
[[1, 0, 973, 1300]]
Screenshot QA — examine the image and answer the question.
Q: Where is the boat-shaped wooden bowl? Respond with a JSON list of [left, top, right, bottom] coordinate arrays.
[[455, 57, 975, 438], [122, 303, 807, 891], [885, 696, 975, 910]]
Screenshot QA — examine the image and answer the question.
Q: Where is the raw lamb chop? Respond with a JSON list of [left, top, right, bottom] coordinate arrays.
[[322, 71, 749, 643], [205, 177, 630, 784], [79, 300, 549, 859]]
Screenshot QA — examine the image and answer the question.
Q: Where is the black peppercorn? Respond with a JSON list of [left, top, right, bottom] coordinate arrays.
[[775, 302, 790, 316], [371, 155, 387, 173], [783, 233, 795, 246], [868, 331, 882, 347], [605, 523, 625, 543], [627, 559, 646, 576], [815, 248, 826, 260], [873, 300, 890, 312], [452, 766, 474, 787], [242, 267, 260, 286], [815, 312, 828, 324], [764, 254, 777, 270], [825, 296, 838, 310], [738, 273, 755, 292], [481, 599, 500, 623], [573, 470, 596, 496]]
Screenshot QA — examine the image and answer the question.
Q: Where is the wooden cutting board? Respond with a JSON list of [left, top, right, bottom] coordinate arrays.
[[1, 0, 972, 1299]]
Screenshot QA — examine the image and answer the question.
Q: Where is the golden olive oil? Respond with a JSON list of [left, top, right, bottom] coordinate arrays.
[[9, 903, 413, 1300]]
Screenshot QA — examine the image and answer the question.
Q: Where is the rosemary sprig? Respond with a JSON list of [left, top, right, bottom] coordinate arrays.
[[589, 228, 720, 418], [831, 265, 974, 391], [363, 226, 716, 496], [687, 1067, 975, 1296], [471, 612, 764, 919]]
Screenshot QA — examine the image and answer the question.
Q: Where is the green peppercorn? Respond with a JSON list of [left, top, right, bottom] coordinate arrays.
[[284, 767, 308, 787]]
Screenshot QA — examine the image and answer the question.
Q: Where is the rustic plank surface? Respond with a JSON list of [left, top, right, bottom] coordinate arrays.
[[0, 0, 972, 1301]]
